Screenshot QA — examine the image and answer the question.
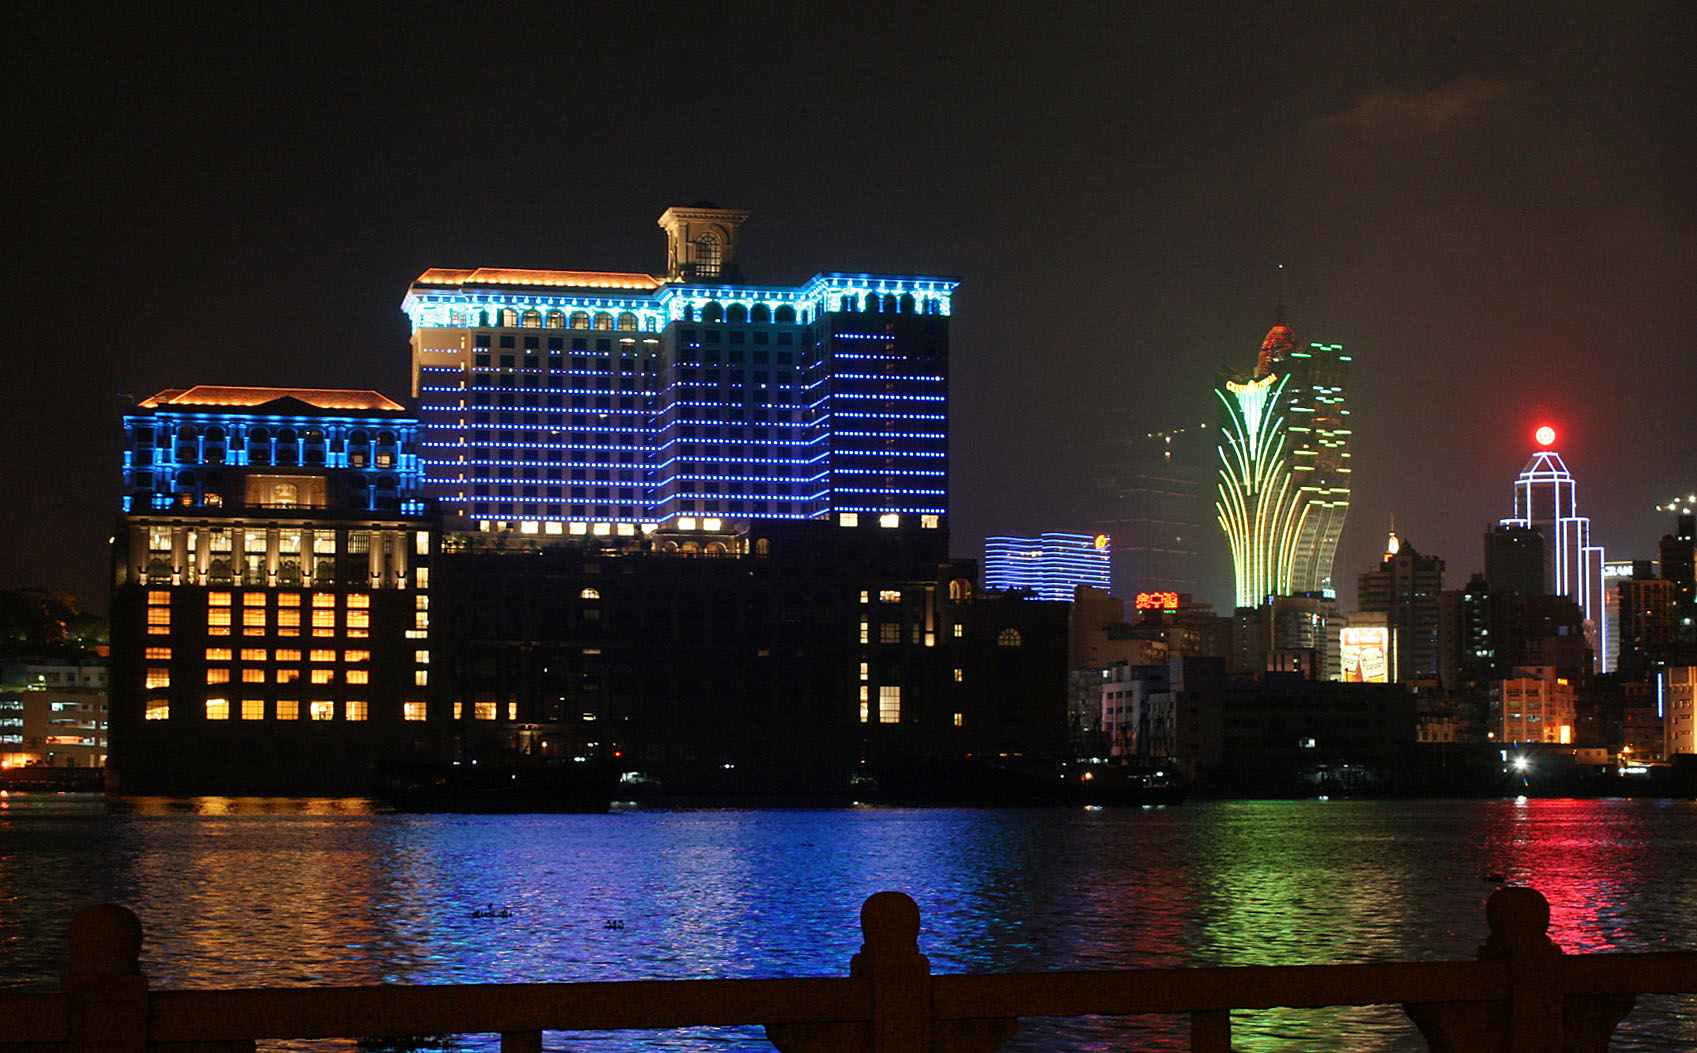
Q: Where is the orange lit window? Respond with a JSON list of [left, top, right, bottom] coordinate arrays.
[[207, 609, 231, 628], [347, 610, 369, 629], [240, 648, 267, 662], [145, 646, 172, 660], [415, 670, 429, 687], [147, 607, 171, 625], [242, 669, 265, 684], [310, 669, 334, 685], [311, 610, 335, 629], [276, 699, 299, 720], [208, 592, 231, 607], [346, 669, 369, 685], [309, 649, 335, 663], [277, 609, 301, 629], [147, 590, 172, 606], [205, 699, 230, 720], [414, 650, 430, 665], [344, 649, 370, 662], [206, 647, 233, 661], [346, 593, 369, 608], [276, 669, 300, 684], [145, 668, 170, 689], [242, 609, 266, 627], [276, 649, 302, 662], [145, 700, 170, 720], [474, 702, 496, 720], [241, 699, 264, 720], [312, 594, 335, 608], [403, 702, 427, 722], [242, 592, 266, 607], [506, 702, 517, 721], [345, 700, 368, 721], [309, 701, 334, 721], [207, 669, 230, 684]]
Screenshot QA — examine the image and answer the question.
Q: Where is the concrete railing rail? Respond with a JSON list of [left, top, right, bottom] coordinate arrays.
[[1, 886, 1692, 1052]]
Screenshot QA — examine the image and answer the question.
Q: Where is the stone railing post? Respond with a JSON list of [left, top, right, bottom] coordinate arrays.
[[854, 892, 932, 1053], [1405, 887, 1634, 1053], [61, 904, 149, 1053]]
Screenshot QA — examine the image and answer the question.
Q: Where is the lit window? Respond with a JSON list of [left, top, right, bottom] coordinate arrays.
[[997, 629, 1022, 647], [240, 648, 267, 662], [580, 588, 600, 600], [403, 702, 427, 722], [207, 608, 232, 628], [415, 532, 430, 555], [347, 593, 370, 608], [415, 567, 430, 589], [953, 624, 964, 638], [347, 669, 369, 685], [507, 702, 518, 720], [474, 701, 497, 720], [953, 712, 963, 727], [838, 513, 859, 527], [242, 609, 266, 628], [452, 702, 462, 720], [879, 686, 901, 723], [241, 699, 264, 720], [276, 699, 299, 720], [242, 669, 265, 684], [859, 662, 869, 681], [205, 699, 230, 721], [309, 701, 334, 721], [145, 647, 172, 660], [276, 648, 301, 662], [312, 593, 335, 608], [344, 650, 370, 662], [859, 591, 869, 604], [146, 607, 172, 630], [309, 649, 336, 663], [145, 668, 170, 689], [347, 610, 369, 629], [206, 647, 233, 661], [310, 669, 334, 685], [277, 609, 301, 631], [207, 592, 231, 607], [953, 668, 964, 682], [921, 515, 940, 529], [278, 593, 301, 607], [242, 592, 266, 607], [859, 619, 870, 644], [145, 700, 169, 720], [345, 700, 368, 721], [415, 670, 429, 687], [206, 669, 230, 684], [312, 610, 335, 629], [878, 514, 900, 529], [879, 590, 901, 603]]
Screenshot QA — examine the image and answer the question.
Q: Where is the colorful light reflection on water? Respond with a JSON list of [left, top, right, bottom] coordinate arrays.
[[1, 796, 1693, 1051]]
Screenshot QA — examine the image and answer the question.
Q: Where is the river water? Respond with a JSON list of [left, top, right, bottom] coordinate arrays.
[[1, 795, 1693, 1051]]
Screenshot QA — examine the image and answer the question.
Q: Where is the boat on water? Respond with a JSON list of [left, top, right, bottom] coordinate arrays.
[[374, 760, 617, 814]]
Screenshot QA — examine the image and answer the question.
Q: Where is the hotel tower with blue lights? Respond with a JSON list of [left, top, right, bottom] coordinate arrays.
[[983, 533, 1112, 601], [403, 206, 956, 536]]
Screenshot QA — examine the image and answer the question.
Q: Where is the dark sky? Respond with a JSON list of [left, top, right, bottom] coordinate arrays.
[[8, 2, 1694, 613]]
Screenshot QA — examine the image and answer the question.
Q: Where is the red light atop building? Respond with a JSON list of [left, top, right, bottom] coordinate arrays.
[[1534, 425, 1556, 447]]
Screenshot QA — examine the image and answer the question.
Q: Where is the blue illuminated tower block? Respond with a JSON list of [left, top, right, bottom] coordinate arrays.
[[402, 206, 956, 534]]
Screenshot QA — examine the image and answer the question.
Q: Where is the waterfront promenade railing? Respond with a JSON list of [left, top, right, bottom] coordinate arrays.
[[2, 886, 1692, 1052]]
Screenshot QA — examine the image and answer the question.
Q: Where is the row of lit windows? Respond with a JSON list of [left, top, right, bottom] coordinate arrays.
[[142, 699, 521, 722]]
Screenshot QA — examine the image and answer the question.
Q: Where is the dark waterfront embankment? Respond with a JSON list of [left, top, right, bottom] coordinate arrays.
[[2, 796, 1694, 1051]]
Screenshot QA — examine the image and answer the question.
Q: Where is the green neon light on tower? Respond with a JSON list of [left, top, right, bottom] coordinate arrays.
[[1216, 371, 1309, 608]]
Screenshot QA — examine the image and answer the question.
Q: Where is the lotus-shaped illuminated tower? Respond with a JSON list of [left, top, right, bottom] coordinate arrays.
[[1215, 315, 1351, 608]]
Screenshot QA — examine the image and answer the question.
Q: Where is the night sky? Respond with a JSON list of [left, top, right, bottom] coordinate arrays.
[[9, 3, 1694, 614]]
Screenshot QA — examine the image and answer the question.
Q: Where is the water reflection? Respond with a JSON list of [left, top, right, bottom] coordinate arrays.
[[1, 796, 1693, 1052]]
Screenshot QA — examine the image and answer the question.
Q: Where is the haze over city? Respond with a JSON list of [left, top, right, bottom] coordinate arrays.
[[7, 2, 1693, 610]]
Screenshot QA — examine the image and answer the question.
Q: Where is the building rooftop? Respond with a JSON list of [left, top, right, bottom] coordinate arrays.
[[413, 267, 664, 292], [137, 387, 406, 412]]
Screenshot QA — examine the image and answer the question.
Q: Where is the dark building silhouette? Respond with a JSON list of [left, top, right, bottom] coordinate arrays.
[[1357, 532, 1444, 682], [1485, 525, 1545, 600]]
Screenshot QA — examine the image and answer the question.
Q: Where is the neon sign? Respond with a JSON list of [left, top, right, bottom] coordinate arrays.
[[1135, 591, 1180, 611]]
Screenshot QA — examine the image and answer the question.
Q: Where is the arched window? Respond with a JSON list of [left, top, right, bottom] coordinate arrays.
[[774, 305, 796, 324], [247, 427, 271, 465], [701, 302, 724, 324], [579, 587, 600, 600], [570, 311, 590, 329], [754, 537, 771, 556], [900, 293, 916, 314], [750, 304, 770, 323], [883, 294, 899, 313], [348, 474, 369, 510], [545, 310, 565, 328], [347, 430, 370, 469], [274, 427, 298, 466], [703, 542, 726, 558], [997, 628, 1022, 647], [593, 312, 613, 330], [617, 312, 638, 331], [949, 579, 972, 602], [695, 232, 722, 278], [303, 428, 325, 466], [682, 303, 695, 321], [521, 309, 541, 328], [500, 308, 518, 327], [725, 303, 747, 324]]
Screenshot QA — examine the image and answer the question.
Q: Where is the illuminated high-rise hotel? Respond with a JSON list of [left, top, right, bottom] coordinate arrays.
[[403, 206, 956, 534], [1215, 316, 1350, 608], [1500, 425, 1607, 671]]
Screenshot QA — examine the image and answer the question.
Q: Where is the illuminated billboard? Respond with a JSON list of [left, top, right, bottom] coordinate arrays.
[[1134, 591, 1181, 611], [1340, 626, 1389, 683]]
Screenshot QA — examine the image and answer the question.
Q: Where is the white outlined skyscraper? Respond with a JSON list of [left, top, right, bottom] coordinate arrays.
[[1500, 425, 1606, 671]]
